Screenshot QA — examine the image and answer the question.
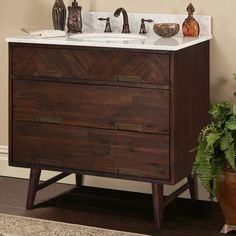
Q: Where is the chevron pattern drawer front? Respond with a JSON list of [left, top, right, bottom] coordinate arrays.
[[11, 45, 169, 86]]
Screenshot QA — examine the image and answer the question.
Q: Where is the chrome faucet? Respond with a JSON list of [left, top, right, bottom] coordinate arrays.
[[114, 8, 130, 33]]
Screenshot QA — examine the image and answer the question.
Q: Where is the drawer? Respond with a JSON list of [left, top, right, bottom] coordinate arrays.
[[13, 80, 170, 134], [12, 122, 170, 180], [11, 45, 170, 86]]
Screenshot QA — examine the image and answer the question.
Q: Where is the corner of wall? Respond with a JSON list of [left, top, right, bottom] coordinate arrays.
[[0, 145, 29, 179]]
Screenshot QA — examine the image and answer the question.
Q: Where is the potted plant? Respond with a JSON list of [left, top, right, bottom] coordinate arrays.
[[193, 75, 236, 234]]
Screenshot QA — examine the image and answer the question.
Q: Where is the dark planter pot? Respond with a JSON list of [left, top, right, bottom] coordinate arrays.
[[216, 171, 236, 234]]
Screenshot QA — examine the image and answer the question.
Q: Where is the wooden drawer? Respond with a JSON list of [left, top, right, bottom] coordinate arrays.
[[13, 80, 169, 134], [12, 122, 170, 180], [11, 45, 170, 86]]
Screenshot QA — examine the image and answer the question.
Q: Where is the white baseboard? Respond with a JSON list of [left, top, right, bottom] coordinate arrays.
[[0, 145, 8, 155], [0, 145, 210, 201]]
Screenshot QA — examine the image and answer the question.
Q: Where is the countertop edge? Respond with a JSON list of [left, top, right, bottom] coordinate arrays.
[[6, 35, 213, 51]]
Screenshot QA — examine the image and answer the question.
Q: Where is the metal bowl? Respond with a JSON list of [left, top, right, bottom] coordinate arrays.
[[153, 23, 180, 38]]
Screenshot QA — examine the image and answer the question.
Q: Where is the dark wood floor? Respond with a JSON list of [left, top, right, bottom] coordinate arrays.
[[0, 176, 233, 236]]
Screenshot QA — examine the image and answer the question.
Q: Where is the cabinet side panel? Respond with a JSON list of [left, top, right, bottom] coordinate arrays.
[[170, 41, 210, 184], [8, 43, 13, 166]]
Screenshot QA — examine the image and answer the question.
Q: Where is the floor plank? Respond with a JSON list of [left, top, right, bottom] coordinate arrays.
[[0, 176, 231, 235]]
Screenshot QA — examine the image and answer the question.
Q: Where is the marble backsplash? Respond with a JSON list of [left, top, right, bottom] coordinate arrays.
[[82, 11, 211, 36]]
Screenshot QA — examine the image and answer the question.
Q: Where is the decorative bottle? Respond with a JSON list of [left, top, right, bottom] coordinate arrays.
[[67, 0, 83, 33], [182, 3, 200, 37], [52, 0, 66, 31]]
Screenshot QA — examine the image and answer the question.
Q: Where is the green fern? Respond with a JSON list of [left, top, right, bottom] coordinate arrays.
[[225, 143, 235, 169], [220, 131, 233, 151], [193, 74, 236, 200], [212, 158, 222, 199]]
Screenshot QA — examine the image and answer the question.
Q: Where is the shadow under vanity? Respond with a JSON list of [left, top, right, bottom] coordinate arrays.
[[7, 10, 211, 230]]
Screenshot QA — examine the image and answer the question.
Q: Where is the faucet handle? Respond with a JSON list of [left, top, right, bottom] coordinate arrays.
[[139, 18, 153, 34], [98, 17, 112, 33]]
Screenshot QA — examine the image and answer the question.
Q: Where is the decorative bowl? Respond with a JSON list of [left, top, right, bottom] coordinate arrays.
[[153, 23, 180, 38]]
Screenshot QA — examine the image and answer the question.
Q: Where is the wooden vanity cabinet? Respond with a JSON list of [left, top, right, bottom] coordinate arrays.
[[8, 41, 210, 229]]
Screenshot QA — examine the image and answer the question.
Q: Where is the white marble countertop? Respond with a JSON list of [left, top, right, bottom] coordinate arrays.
[[6, 34, 212, 51], [6, 12, 212, 51]]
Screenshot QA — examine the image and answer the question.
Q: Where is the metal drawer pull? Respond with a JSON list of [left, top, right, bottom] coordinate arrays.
[[38, 159, 62, 167], [36, 116, 63, 124], [117, 168, 142, 176], [34, 71, 62, 78], [114, 75, 143, 83], [115, 123, 142, 132]]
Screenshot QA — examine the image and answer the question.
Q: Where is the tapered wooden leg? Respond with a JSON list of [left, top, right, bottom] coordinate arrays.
[[75, 174, 83, 188], [152, 183, 164, 229], [187, 174, 197, 202], [26, 168, 41, 210]]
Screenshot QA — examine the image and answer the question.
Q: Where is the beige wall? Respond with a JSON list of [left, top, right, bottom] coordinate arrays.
[[1, 0, 236, 145]]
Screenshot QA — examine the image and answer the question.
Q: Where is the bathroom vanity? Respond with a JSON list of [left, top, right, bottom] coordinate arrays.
[[7, 12, 212, 230]]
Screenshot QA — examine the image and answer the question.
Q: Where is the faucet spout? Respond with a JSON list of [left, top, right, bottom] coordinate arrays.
[[114, 8, 130, 33]]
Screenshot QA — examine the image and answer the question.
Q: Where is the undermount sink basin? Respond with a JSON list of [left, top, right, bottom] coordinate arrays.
[[69, 33, 146, 42]]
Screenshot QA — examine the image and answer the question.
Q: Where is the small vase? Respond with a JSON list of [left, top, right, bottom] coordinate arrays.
[[52, 0, 66, 31], [67, 0, 83, 33], [182, 3, 200, 37]]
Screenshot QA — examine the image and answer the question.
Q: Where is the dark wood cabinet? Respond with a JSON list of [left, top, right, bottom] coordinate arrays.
[[9, 41, 210, 229]]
